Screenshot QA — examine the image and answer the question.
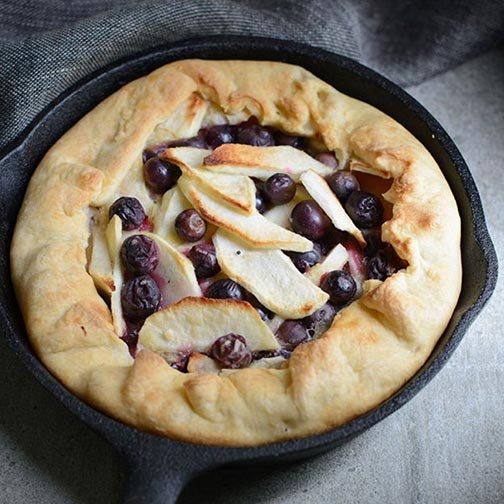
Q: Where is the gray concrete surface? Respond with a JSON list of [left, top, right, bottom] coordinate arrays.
[[1, 46, 503, 504]]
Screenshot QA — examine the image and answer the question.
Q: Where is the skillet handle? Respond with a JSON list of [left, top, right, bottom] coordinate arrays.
[[121, 458, 202, 504]]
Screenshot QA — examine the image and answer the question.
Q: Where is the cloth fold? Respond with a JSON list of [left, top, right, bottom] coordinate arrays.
[[1, 0, 503, 153]]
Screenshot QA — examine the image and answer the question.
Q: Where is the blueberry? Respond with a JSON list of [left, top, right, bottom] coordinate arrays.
[[210, 333, 252, 369], [252, 350, 280, 360], [121, 322, 141, 357], [316, 228, 346, 256], [320, 270, 357, 305], [326, 171, 360, 203], [285, 243, 322, 273], [252, 178, 267, 214], [109, 197, 147, 231], [170, 353, 190, 372], [142, 142, 170, 163], [121, 275, 161, 322], [255, 305, 272, 322], [246, 294, 273, 321], [264, 173, 296, 206], [315, 152, 339, 169], [275, 132, 304, 149], [301, 303, 337, 338], [204, 125, 235, 149], [143, 157, 181, 194], [362, 227, 382, 257], [345, 191, 383, 229], [367, 253, 396, 281], [187, 243, 220, 278], [275, 320, 309, 351], [255, 188, 268, 214], [234, 121, 275, 146], [175, 209, 206, 242], [120, 235, 160, 275], [206, 279, 246, 300], [290, 200, 331, 240]]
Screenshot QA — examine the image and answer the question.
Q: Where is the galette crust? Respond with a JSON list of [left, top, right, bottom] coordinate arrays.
[[10, 60, 461, 445]]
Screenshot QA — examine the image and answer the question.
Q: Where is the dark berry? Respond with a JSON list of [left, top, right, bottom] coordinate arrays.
[[210, 333, 252, 369], [170, 352, 190, 372], [320, 270, 357, 305], [367, 253, 396, 281], [264, 173, 296, 206], [252, 178, 267, 214], [121, 322, 141, 357], [143, 157, 181, 194], [187, 243, 220, 278], [275, 320, 309, 351], [279, 349, 292, 359], [143, 142, 169, 163], [255, 188, 268, 214], [109, 197, 147, 231], [255, 306, 272, 322], [121, 275, 161, 322], [252, 350, 280, 360], [315, 152, 339, 169], [246, 294, 273, 321], [362, 227, 382, 257], [275, 132, 303, 149], [120, 235, 160, 275], [326, 171, 360, 203], [285, 243, 322, 273], [204, 124, 235, 149], [316, 228, 346, 256], [175, 209, 206, 242], [290, 200, 331, 240], [345, 191, 383, 229], [206, 279, 246, 300], [234, 122, 275, 146], [301, 303, 337, 339]]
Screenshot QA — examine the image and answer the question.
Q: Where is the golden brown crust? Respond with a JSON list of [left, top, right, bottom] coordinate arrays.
[[10, 60, 461, 446]]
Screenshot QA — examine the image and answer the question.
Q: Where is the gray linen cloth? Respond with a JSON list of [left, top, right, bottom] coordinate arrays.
[[0, 0, 503, 153]]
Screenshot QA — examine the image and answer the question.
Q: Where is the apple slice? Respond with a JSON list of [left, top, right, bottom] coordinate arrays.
[[152, 186, 193, 248], [306, 243, 349, 285], [163, 147, 256, 214], [161, 146, 211, 169], [204, 144, 334, 180], [139, 297, 279, 361], [184, 166, 256, 214], [213, 230, 328, 319], [178, 176, 312, 252], [141, 232, 202, 308], [300, 170, 366, 246], [106, 215, 126, 337], [105, 214, 122, 265], [88, 223, 114, 297]]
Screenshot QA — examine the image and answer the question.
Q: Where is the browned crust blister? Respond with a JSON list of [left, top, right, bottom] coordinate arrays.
[[10, 60, 462, 446]]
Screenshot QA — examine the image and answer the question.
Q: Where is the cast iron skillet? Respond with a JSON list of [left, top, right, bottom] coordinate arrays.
[[0, 37, 498, 503]]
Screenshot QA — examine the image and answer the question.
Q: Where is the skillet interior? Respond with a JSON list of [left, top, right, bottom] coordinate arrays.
[[0, 36, 498, 504]]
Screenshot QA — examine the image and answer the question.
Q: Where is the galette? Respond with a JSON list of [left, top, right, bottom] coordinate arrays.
[[10, 60, 462, 445]]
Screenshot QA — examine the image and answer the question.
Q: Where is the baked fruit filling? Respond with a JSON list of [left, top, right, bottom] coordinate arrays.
[[88, 118, 406, 373]]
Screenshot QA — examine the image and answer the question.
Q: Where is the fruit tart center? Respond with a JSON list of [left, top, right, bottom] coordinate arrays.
[[87, 118, 406, 373]]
